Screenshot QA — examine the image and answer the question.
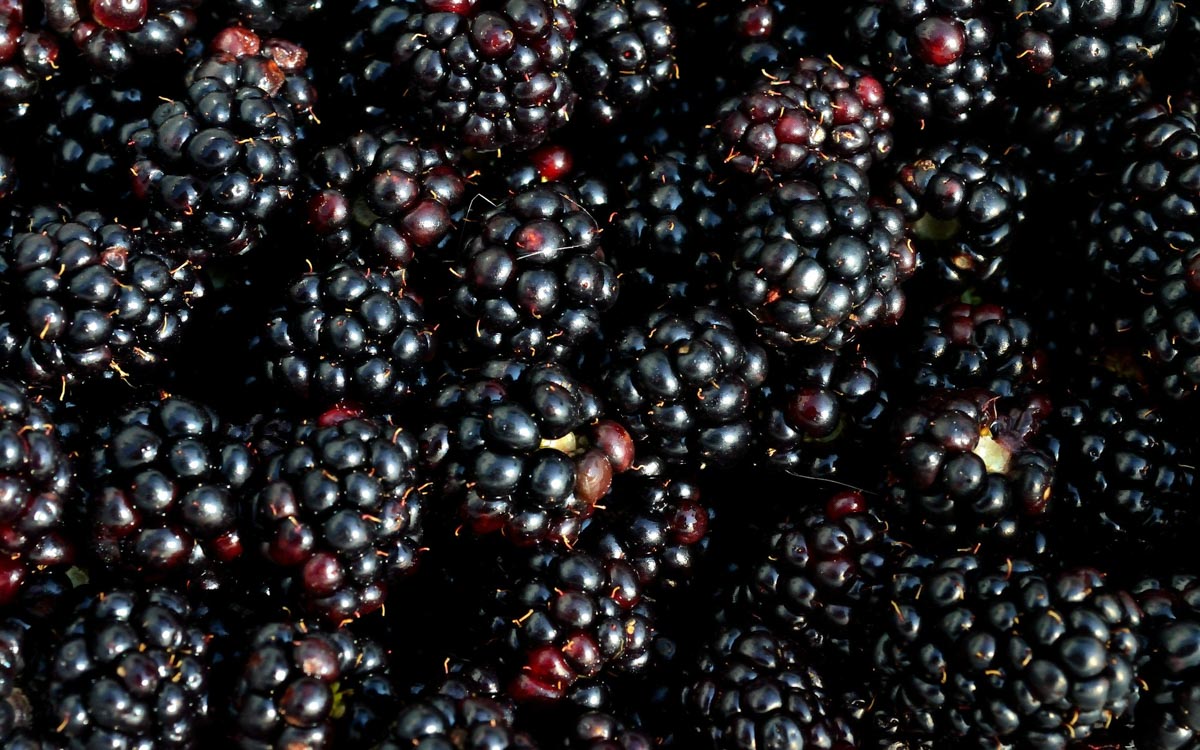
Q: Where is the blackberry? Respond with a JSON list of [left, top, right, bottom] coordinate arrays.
[[41, 80, 152, 206], [887, 388, 1056, 551], [886, 141, 1030, 287], [0, 4, 65, 122], [729, 161, 914, 350], [1004, 0, 1177, 102], [721, 2, 851, 87], [46, 588, 212, 748], [263, 261, 436, 408], [605, 305, 768, 467], [43, 0, 201, 76], [424, 359, 634, 547], [853, 0, 1006, 127], [873, 554, 1142, 748], [251, 410, 426, 623], [393, 0, 577, 152], [732, 491, 903, 657], [757, 342, 891, 481], [708, 56, 893, 180], [683, 621, 859, 750], [129, 28, 311, 257], [303, 127, 466, 270], [586, 472, 710, 592], [1134, 575, 1200, 750], [1052, 370, 1197, 562], [85, 394, 252, 590], [487, 548, 657, 704], [0, 379, 73, 607], [218, 0, 325, 31], [0, 208, 205, 386], [899, 299, 1046, 398], [449, 182, 619, 363], [380, 695, 536, 749], [1087, 104, 1200, 296], [1143, 245, 1200, 400], [0, 619, 40, 747], [568, 0, 676, 127], [230, 620, 393, 748]]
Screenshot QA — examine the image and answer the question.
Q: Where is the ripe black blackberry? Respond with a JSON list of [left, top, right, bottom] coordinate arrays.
[[0, 379, 73, 608], [1052, 370, 1197, 563], [381, 693, 535, 749], [46, 587, 212, 748], [230, 620, 393, 748], [0, 5, 65, 122], [43, 0, 201, 76], [0, 619, 40, 747], [732, 491, 903, 657], [424, 358, 634, 547], [1142, 245, 1200, 400], [129, 27, 312, 257], [303, 127, 466, 270], [41, 80, 151, 206], [887, 388, 1056, 551], [392, 0, 577, 152], [0, 207, 205, 386], [263, 261, 436, 408], [251, 410, 426, 623], [886, 141, 1029, 287], [218, 0, 324, 31], [585, 472, 710, 592], [485, 548, 657, 704], [720, 1, 852, 88], [605, 305, 767, 467], [1087, 103, 1200, 297], [1134, 575, 1200, 750], [683, 621, 859, 750], [708, 56, 893, 180], [449, 181, 619, 363], [86, 394, 252, 590], [1004, 0, 1177, 102], [873, 554, 1142, 748], [729, 161, 914, 350], [568, 0, 675, 127], [757, 342, 891, 481], [853, 0, 1006, 127], [898, 299, 1046, 398]]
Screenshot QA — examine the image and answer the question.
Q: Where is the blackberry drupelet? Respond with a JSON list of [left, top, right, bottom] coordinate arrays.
[[42, 80, 152, 206], [887, 387, 1056, 551], [86, 394, 252, 590], [46, 588, 212, 748], [729, 160, 914, 350], [129, 28, 311, 257], [757, 342, 890, 480], [0, 379, 73, 608], [230, 620, 392, 748], [0, 208, 205, 386], [1053, 370, 1197, 562], [263, 261, 436, 408], [303, 127, 466, 269], [424, 358, 634, 547], [570, 710, 652, 749], [873, 554, 1142, 748], [586, 471, 710, 592], [1004, 0, 1176, 102], [393, 0, 577, 152], [1087, 104, 1200, 296], [251, 410, 426, 623], [708, 56, 893, 180], [43, 0, 201, 76], [605, 305, 768, 467], [568, 0, 676, 127], [684, 621, 859, 750], [487, 548, 657, 704], [1143, 245, 1200, 400], [1134, 575, 1200, 750], [899, 299, 1045, 397], [886, 141, 1029, 286], [733, 491, 903, 657], [449, 182, 619, 363], [852, 0, 1006, 127], [0, 4, 64, 122]]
